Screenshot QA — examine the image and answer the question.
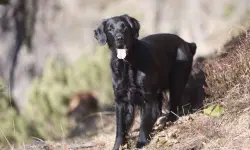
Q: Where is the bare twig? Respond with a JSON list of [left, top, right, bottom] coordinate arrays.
[[0, 128, 14, 150]]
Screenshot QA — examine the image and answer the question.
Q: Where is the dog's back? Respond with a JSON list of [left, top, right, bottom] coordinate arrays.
[[139, 33, 197, 89], [141, 33, 196, 57]]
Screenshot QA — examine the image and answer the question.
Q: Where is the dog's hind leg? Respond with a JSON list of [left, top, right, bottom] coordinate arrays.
[[136, 94, 161, 148], [113, 102, 135, 150], [168, 50, 193, 121]]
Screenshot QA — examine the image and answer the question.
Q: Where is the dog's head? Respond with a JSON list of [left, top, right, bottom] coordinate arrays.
[[94, 14, 140, 59]]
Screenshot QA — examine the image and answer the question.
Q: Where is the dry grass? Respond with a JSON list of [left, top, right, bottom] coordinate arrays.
[[204, 31, 250, 103]]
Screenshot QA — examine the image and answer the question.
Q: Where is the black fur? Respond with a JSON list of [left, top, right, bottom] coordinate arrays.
[[94, 14, 196, 150]]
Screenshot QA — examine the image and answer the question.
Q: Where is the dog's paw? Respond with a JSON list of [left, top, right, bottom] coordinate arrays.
[[112, 145, 121, 150], [154, 115, 168, 130], [113, 137, 125, 150], [167, 113, 178, 122], [136, 142, 145, 149], [136, 141, 148, 149]]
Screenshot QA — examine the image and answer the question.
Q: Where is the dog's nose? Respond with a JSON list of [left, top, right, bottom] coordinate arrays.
[[116, 36, 124, 41]]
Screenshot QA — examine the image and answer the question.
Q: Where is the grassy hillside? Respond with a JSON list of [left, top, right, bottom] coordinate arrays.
[[9, 30, 250, 150]]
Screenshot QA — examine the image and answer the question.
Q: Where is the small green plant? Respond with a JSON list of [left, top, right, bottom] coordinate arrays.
[[204, 104, 225, 117]]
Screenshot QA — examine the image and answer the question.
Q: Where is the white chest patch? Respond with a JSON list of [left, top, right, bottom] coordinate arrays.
[[116, 49, 127, 59]]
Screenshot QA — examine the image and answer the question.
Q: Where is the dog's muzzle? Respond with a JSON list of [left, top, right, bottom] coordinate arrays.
[[115, 35, 127, 59], [116, 48, 127, 59]]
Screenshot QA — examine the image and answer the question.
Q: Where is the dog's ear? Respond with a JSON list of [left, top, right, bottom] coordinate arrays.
[[122, 14, 140, 38], [94, 19, 107, 45]]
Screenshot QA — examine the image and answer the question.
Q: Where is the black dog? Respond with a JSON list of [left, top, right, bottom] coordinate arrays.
[[94, 14, 196, 150]]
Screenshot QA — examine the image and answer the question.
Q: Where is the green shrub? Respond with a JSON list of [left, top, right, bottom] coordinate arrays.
[[0, 82, 29, 145], [0, 46, 114, 145], [24, 46, 113, 141], [65, 46, 113, 107]]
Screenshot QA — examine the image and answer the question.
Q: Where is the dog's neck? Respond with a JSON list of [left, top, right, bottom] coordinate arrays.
[[110, 39, 139, 65]]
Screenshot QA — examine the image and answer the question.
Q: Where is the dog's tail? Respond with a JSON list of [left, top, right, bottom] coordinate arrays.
[[188, 42, 197, 56]]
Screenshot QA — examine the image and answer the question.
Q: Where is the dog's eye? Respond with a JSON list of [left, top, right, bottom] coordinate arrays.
[[108, 26, 114, 32], [122, 27, 127, 32], [121, 23, 125, 29], [121, 24, 127, 31]]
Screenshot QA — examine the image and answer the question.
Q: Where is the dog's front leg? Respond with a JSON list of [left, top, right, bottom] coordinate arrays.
[[137, 94, 161, 148], [113, 101, 134, 150], [113, 102, 125, 150]]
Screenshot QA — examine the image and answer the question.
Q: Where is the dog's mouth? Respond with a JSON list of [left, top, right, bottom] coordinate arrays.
[[116, 48, 127, 59]]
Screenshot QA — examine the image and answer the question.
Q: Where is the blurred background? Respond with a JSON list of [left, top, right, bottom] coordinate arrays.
[[0, 0, 249, 147]]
